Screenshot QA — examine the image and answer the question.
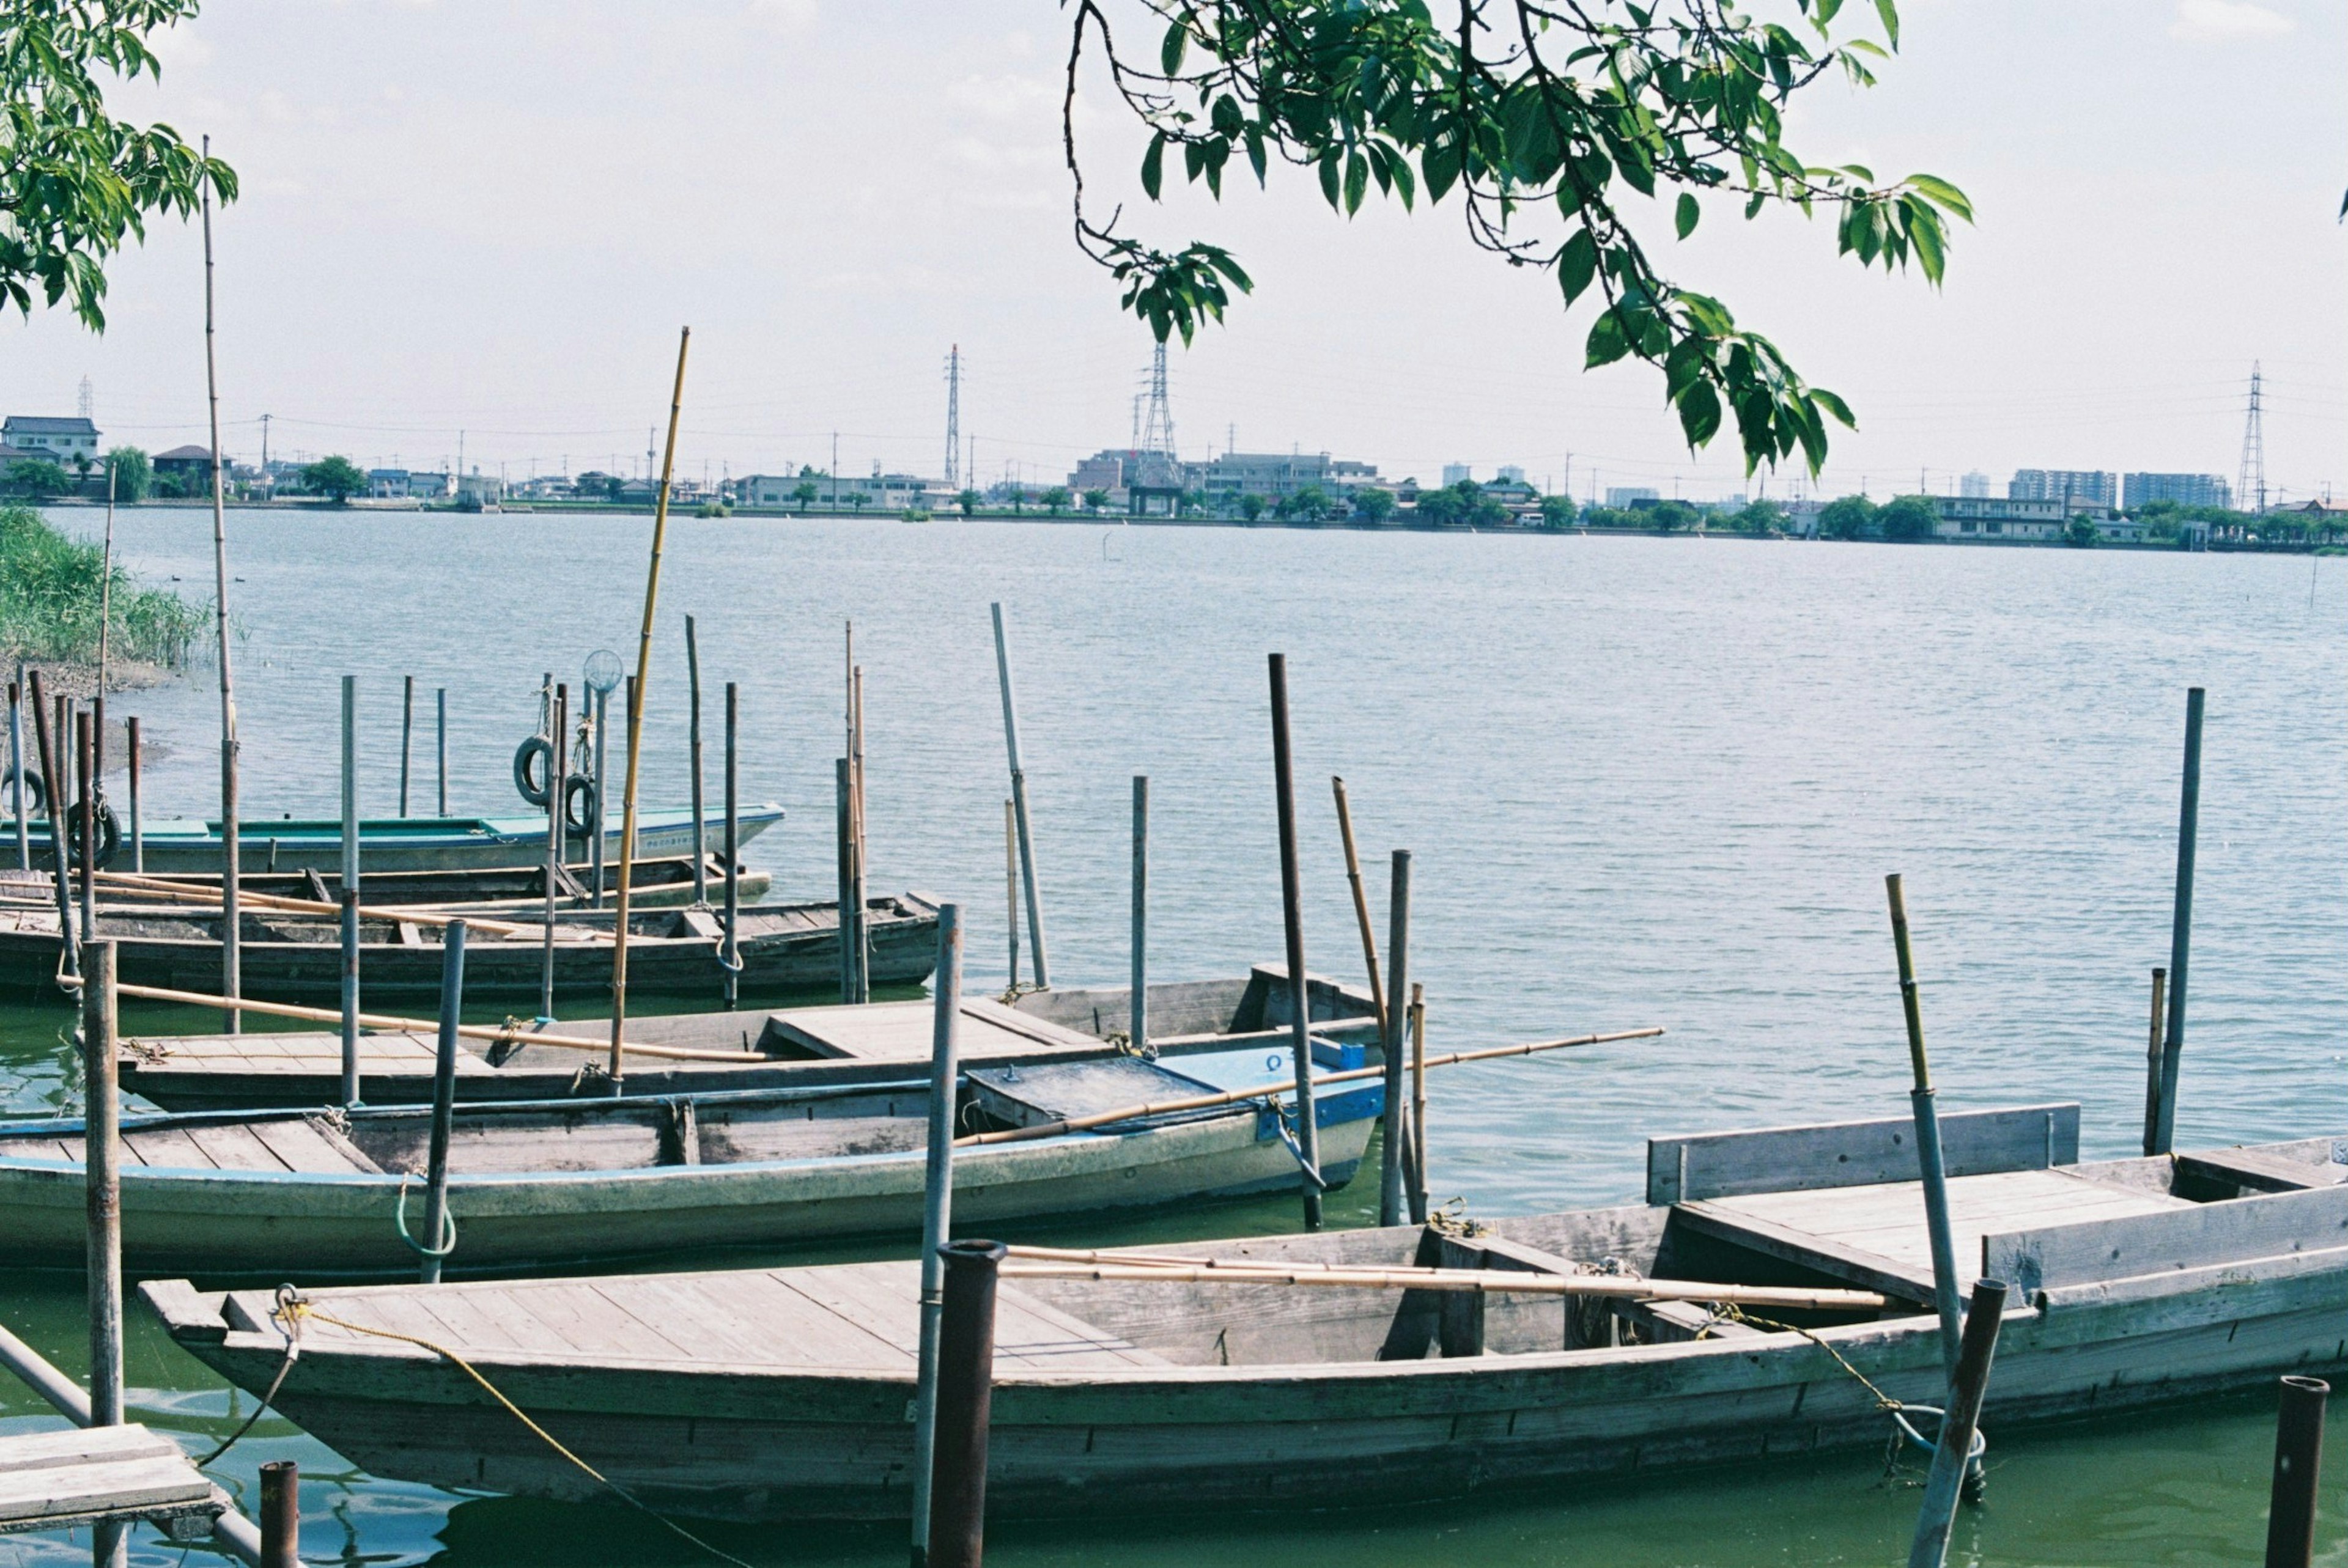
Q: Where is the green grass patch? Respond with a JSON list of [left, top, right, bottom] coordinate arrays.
[[0, 506, 203, 668]]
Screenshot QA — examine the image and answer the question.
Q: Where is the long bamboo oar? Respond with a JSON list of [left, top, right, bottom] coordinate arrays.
[[95, 870, 591, 943], [999, 1259, 1886, 1312], [954, 1026, 1663, 1146], [56, 975, 758, 1062]]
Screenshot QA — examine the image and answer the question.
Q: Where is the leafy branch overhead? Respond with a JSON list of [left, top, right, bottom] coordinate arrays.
[[1, 1, 237, 331], [1062, 0, 1973, 473]]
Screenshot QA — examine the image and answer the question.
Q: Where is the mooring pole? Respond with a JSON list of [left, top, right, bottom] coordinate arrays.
[[2140, 966, 2168, 1158], [925, 1239, 1005, 1568], [1886, 874, 1964, 1385], [1905, 1278, 2009, 1568], [909, 904, 964, 1568], [435, 686, 448, 817], [84, 937, 125, 1568], [1002, 800, 1019, 991], [27, 672, 78, 982], [75, 710, 95, 946], [589, 683, 609, 908], [399, 675, 414, 818], [1408, 982, 1430, 1223], [200, 139, 242, 1037], [1266, 653, 1323, 1230], [722, 682, 740, 1010], [259, 1460, 299, 1568], [7, 672, 24, 872], [685, 616, 707, 907], [541, 684, 566, 1023], [1332, 778, 1389, 1039], [836, 757, 855, 1004], [989, 603, 1049, 988], [124, 715, 141, 874], [2154, 686, 2204, 1155], [1380, 848, 1412, 1226], [2265, 1375, 2328, 1568], [1131, 776, 1148, 1055], [420, 919, 467, 1284], [340, 675, 361, 1108]]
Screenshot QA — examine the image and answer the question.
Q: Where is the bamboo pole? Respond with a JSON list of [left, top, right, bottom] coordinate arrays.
[[1886, 873, 1964, 1386], [75, 710, 95, 946], [8, 672, 25, 871], [98, 466, 116, 697], [1266, 653, 1321, 1228], [990, 603, 1049, 987], [1131, 774, 1148, 1055], [77, 977, 762, 1062], [957, 1026, 1661, 1147], [608, 325, 693, 1092], [124, 715, 139, 873], [1906, 1279, 2007, 1568], [685, 616, 706, 907], [1379, 848, 1411, 1226], [398, 675, 415, 818], [848, 662, 868, 1003], [1330, 777, 1387, 1037], [722, 682, 739, 1009], [1409, 982, 1428, 1223], [200, 137, 242, 1036], [95, 869, 576, 940], [541, 683, 566, 1022], [589, 684, 608, 907], [2154, 686, 2204, 1155], [340, 676, 360, 1107], [997, 1258, 1888, 1312], [27, 672, 77, 981], [2140, 966, 2168, 1158], [835, 757, 854, 1004], [84, 938, 126, 1568], [1003, 798, 1019, 990], [435, 686, 448, 817]]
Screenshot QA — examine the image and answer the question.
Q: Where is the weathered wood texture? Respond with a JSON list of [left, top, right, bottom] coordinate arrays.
[[1647, 1103, 2080, 1206], [0, 1423, 221, 1537], [1986, 1181, 2348, 1297]]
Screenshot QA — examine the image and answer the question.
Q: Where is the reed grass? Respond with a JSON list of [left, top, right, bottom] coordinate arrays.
[[0, 506, 202, 669]]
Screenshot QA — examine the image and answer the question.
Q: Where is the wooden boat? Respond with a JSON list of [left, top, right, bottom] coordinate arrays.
[[0, 893, 942, 1001], [0, 804, 783, 874], [4, 1042, 1382, 1276], [146, 1108, 2348, 1522], [0, 853, 772, 913], [118, 967, 1379, 1109]]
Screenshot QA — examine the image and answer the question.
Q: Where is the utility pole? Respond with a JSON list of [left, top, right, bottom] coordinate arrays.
[[646, 427, 655, 484], [259, 413, 271, 493], [457, 429, 465, 479], [831, 430, 839, 505], [943, 344, 962, 487]]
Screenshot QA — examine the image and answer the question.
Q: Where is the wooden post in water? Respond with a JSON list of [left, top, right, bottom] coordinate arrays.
[[2140, 967, 2168, 1158], [836, 757, 855, 1004], [1331, 778, 1389, 1039], [200, 136, 243, 1037], [27, 674, 78, 981], [925, 1239, 1005, 1568], [685, 616, 707, 907], [258, 1460, 299, 1568], [722, 682, 739, 1010], [542, 684, 567, 1021], [83, 937, 125, 1568], [1886, 873, 1964, 1385], [1003, 800, 1019, 991], [909, 903, 964, 1567], [2153, 686, 2204, 1155], [2266, 1375, 2328, 1568], [340, 677, 361, 1107], [1408, 982, 1428, 1223], [124, 716, 141, 873], [435, 686, 448, 817], [1266, 654, 1323, 1230], [1131, 776, 1148, 1055], [421, 920, 467, 1284], [1905, 1278, 2007, 1568], [1380, 848, 1412, 1226], [399, 675, 414, 817], [589, 683, 608, 907], [608, 326, 693, 1092], [75, 710, 95, 946], [847, 663, 869, 1002], [989, 603, 1049, 988], [8, 674, 26, 872]]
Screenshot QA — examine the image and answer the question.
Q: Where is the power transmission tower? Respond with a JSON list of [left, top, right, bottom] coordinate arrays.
[[76, 377, 94, 420], [943, 345, 961, 487], [2236, 361, 2266, 515], [1139, 342, 1176, 456]]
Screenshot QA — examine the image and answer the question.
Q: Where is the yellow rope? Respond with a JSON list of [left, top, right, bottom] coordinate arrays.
[[279, 1300, 756, 1567], [1719, 1305, 1903, 1410]]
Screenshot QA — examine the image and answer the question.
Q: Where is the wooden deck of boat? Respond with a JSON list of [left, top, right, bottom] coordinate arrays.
[[1675, 1166, 2193, 1297], [230, 1261, 1167, 1372]]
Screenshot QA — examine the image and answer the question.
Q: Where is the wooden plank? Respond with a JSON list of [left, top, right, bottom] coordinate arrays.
[[0, 1426, 182, 1470], [246, 1117, 376, 1174], [1647, 1103, 2080, 1205], [122, 1125, 218, 1169], [1986, 1182, 2348, 1297], [181, 1122, 295, 1172], [1670, 1200, 1936, 1300], [0, 1456, 214, 1525], [2179, 1147, 2348, 1194]]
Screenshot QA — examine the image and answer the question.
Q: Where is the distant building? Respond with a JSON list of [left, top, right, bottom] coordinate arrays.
[[2010, 469, 2116, 508], [1495, 465, 1527, 485], [1605, 486, 1660, 508], [2, 416, 100, 460], [1930, 495, 2128, 543], [367, 468, 412, 499], [406, 471, 454, 501], [2122, 472, 2230, 511], [1194, 451, 1380, 511], [737, 471, 941, 510], [1441, 463, 1472, 487], [151, 444, 218, 488], [456, 472, 503, 507], [1960, 471, 1992, 499]]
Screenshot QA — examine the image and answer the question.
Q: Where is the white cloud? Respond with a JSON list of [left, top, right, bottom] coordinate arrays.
[[2169, 0, 2293, 43]]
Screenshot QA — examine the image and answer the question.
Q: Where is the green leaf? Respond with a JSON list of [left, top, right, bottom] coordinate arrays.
[[1675, 191, 1699, 239], [1902, 172, 1974, 222], [1676, 381, 1722, 448], [1343, 149, 1368, 215], [1874, 0, 1900, 47], [1811, 388, 1856, 429], [1557, 228, 1600, 304], [1161, 21, 1187, 76], [1585, 311, 1634, 369], [1905, 201, 1945, 284], [1319, 148, 1343, 210], [1141, 134, 1166, 201]]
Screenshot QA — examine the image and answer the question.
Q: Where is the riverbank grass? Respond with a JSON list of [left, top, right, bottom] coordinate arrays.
[[0, 506, 203, 671]]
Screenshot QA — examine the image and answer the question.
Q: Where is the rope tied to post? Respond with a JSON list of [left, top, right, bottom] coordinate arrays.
[[267, 1292, 756, 1568], [1716, 1305, 1987, 1476], [392, 1175, 458, 1260], [193, 1283, 306, 1468]]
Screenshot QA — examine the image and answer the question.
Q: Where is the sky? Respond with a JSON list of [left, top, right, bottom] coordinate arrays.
[[3, 0, 2343, 503]]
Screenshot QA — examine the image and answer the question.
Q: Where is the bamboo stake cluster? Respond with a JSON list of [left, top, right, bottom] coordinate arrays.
[[91, 870, 582, 943]]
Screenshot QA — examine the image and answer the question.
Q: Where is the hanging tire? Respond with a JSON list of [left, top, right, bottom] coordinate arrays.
[[561, 773, 599, 837], [64, 801, 121, 869], [1, 767, 44, 815], [513, 735, 555, 806]]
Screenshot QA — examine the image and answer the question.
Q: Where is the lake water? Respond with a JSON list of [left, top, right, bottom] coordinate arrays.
[[1, 509, 2341, 1564]]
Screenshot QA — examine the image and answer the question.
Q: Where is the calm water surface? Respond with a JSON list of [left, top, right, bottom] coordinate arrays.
[[1, 510, 2341, 1564]]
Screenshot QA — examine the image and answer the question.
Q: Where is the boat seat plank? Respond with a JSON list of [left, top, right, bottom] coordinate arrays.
[[1987, 1180, 2348, 1296], [180, 1122, 296, 1172], [611, 1275, 819, 1366], [122, 1126, 220, 1170], [1648, 1103, 2080, 1206], [784, 1262, 1167, 1371], [2179, 1146, 2348, 1194], [763, 999, 1100, 1062], [246, 1117, 383, 1175]]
